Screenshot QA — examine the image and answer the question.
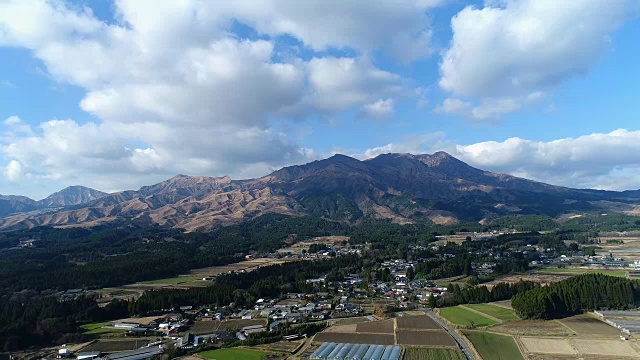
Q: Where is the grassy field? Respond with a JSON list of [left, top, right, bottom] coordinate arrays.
[[440, 306, 498, 327], [464, 331, 523, 360], [140, 276, 198, 284], [465, 303, 519, 321], [80, 322, 126, 335], [536, 268, 627, 277], [403, 348, 465, 360], [198, 348, 266, 360]]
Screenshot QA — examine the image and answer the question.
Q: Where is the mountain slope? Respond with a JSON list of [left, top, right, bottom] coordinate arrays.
[[0, 152, 638, 231], [38, 186, 108, 207]]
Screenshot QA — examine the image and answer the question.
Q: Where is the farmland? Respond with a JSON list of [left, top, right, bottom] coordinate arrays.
[[490, 320, 575, 336], [189, 319, 266, 335], [355, 318, 395, 333], [198, 348, 266, 360], [80, 322, 125, 335], [94, 257, 300, 302], [312, 332, 395, 345], [396, 330, 457, 346], [396, 315, 441, 329], [464, 303, 519, 321], [403, 348, 465, 360], [519, 337, 577, 355], [464, 331, 524, 360], [311, 315, 456, 348], [139, 276, 198, 284], [559, 314, 621, 336], [79, 339, 151, 353], [439, 306, 498, 327], [535, 267, 627, 277], [518, 337, 640, 358]]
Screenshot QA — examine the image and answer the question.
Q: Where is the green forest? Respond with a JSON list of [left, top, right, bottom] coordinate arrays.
[[512, 274, 640, 319]]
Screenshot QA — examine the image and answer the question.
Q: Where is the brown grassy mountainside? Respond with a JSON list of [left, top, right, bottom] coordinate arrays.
[[1, 152, 638, 231]]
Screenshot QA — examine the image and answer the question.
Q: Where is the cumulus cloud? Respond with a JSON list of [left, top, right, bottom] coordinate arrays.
[[4, 160, 22, 181], [357, 129, 640, 191], [360, 99, 394, 119], [0, 0, 429, 193], [439, 0, 640, 118]]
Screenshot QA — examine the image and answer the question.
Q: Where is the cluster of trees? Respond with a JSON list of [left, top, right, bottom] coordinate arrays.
[[0, 215, 347, 295], [0, 295, 128, 351], [438, 280, 538, 307], [134, 256, 363, 313], [414, 256, 473, 279], [512, 274, 640, 319]]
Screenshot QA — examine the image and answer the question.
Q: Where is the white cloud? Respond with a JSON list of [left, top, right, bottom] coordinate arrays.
[[437, 92, 544, 121], [2, 116, 34, 137], [0, 80, 15, 88], [435, 98, 472, 115], [4, 160, 22, 181], [360, 98, 394, 119], [0, 0, 423, 193], [357, 129, 640, 190], [217, 0, 441, 63], [304, 57, 406, 114], [439, 0, 640, 118]]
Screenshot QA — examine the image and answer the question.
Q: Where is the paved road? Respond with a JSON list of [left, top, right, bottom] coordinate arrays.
[[422, 308, 476, 360]]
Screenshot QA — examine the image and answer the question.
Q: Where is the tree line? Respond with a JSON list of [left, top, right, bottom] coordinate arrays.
[[512, 274, 640, 319]]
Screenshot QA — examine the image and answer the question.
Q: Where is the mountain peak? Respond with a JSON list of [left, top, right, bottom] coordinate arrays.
[[40, 185, 107, 207]]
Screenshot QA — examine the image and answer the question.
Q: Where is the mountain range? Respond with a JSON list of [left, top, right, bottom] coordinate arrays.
[[1, 152, 639, 231]]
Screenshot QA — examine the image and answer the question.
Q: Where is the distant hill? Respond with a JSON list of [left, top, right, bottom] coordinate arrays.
[[0, 186, 106, 217], [38, 186, 108, 207], [0, 152, 639, 231]]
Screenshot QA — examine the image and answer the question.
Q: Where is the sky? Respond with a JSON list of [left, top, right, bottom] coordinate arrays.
[[1, 0, 640, 199]]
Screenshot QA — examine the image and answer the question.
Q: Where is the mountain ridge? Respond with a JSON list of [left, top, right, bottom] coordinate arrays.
[[0, 185, 107, 217], [1, 152, 639, 231]]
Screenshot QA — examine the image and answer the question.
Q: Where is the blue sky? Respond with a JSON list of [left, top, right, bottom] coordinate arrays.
[[1, 0, 640, 199]]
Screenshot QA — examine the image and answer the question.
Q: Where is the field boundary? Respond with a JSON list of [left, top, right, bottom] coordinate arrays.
[[456, 328, 481, 360], [459, 305, 503, 323]]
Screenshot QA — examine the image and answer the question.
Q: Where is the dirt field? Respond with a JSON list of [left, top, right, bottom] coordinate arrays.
[[189, 319, 266, 335], [252, 340, 303, 353], [519, 337, 578, 355], [80, 339, 151, 353], [312, 332, 395, 345], [486, 273, 568, 287], [355, 318, 395, 333], [322, 324, 358, 333], [571, 339, 640, 357], [397, 315, 440, 330], [278, 236, 350, 254], [396, 330, 456, 346], [559, 314, 620, 336], [330, 316, 372, 326], [188, 258, 294, 278], [490, 320, 575, 336], [403, 348, 465, 360], [110, 316, 163, 326]]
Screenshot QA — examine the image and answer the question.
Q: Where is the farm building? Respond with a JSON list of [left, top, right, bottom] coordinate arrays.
[[99, 346, 164, 360], [310, 342, 401, 360], [76, 351, 102, 360]]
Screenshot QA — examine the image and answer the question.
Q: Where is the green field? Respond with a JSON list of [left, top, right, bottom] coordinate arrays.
[[440, 306, 498, 327], [80, 322, 126, 335], [404, 348, 465, 360], [199, 348, 266, 360], [464, 331, 523, 360], [537, 268, 627, 277], [140, 276, 198, 284], [465, 303, 519, 321]]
